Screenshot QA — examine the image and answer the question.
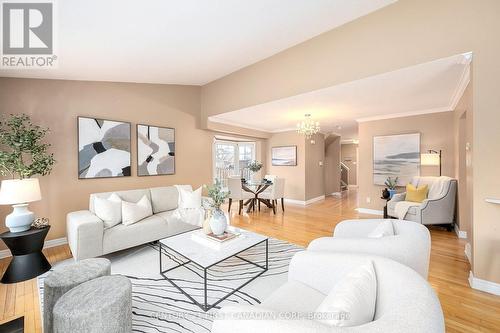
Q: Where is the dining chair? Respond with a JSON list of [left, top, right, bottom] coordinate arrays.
[[264, 174, 277, 182], [259, 178, 285, 214], [227, 177, 253, 215]]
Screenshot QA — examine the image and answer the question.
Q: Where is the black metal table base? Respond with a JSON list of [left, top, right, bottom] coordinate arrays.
[[159, 239, 268, 312]]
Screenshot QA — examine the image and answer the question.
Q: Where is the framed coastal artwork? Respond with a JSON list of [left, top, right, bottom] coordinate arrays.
[[271, 146, 297, 166], [373, 133, 420, 186], [137, 124, 175, 176], [77, 117, 131, 179]]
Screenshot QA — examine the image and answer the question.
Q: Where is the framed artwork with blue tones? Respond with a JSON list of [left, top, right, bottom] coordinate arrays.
[[271, 146, 297, 166], [137, 124, 175, 176], [373, 133, 420, 186], [77, 117, 131, 179]]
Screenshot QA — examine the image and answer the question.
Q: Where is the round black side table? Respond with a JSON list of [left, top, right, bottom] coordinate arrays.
[[0, 226, 51, 284]]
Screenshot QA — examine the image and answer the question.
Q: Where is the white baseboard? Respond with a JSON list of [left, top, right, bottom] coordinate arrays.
[[356, 208, 384, 216], [454, 224, 467, 239], [306, 195, 325, 205], [283, 198, 306, 205], [0, 237, 68, 259], [468, 271, 500, 296], [464, 242, 472, 264], [285, 195, 325, 206], [348, 185, 358, 188], [330, 192, 341, 198]]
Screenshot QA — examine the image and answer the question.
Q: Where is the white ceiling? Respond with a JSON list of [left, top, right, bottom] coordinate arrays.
[[209, 53, 471, 140], [0, 0, 396, 85]]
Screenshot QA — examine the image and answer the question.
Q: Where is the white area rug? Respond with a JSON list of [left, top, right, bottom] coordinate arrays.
[[38, 238, 302, 333]]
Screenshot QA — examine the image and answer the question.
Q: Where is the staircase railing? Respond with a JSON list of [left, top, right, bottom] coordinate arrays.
[[340, 162, 350, 190]]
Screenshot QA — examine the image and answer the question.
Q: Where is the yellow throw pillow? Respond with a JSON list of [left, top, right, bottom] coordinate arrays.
[[405, 184, 428, 203]]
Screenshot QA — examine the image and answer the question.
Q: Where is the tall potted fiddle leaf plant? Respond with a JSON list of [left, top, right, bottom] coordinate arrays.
[[0, 114, 55, 232]]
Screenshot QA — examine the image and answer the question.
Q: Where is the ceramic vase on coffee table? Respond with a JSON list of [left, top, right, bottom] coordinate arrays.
[[209, 209, 227, 235]]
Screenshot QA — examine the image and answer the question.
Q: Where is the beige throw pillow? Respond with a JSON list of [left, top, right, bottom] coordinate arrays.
[[122, 195, 153, 226], [367, 220, 394, 238], [94, 193, 122, 228], [316, 261, 377, 327]]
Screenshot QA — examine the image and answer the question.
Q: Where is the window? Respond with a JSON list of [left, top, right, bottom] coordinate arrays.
[[213, 140, 255, 185]]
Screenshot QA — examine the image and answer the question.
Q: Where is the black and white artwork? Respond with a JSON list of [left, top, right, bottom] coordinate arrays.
[[272, 146, 297, 166], [78, 117, 131, 179], [137, 124, 175, 176], [373, 133, 420, 186]]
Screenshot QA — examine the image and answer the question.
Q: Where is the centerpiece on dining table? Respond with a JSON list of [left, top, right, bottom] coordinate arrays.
[[247, 160, 263, 183]]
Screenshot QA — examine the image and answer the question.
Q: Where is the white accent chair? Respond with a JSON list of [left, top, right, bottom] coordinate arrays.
[[264, 174, 277, 182], [259, 177, 285, 214], [308, 219, 431, 278], [387, 176, 457, 228], [212, 251, 445, 333], [227, 177, 253, 215]]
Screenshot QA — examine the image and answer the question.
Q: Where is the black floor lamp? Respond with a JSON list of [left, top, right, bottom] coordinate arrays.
[[421, 149, 442, 176]]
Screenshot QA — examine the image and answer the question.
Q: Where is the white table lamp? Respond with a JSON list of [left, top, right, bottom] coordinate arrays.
[[0, 178, 41, 232]]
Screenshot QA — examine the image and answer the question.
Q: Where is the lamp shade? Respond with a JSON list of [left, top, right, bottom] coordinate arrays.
[[0, 178, 42, 205], [421, 153, 440, 166]]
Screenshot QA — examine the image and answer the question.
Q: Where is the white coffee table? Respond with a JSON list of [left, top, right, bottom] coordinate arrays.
[[159, 227, 268, 311]]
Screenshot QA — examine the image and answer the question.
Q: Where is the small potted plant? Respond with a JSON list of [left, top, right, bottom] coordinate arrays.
[[247, 160, 263, 182], [384, 176, 399, 199], [203, 179, 230, 235]]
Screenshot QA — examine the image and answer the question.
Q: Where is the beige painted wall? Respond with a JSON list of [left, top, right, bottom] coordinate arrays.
[[201, 0, 500, 284], [454, 83, 473, 245], [265, 131, 305, 201], [358, 111, 456, 211], [324, 135, 341, 195], [265, 132, 326, 202], [341, 144, 358, 185], [0, 78, 216, 250], [305, 133, 325, 201]]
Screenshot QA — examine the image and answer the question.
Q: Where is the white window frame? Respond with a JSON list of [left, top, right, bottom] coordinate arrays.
[[212, 139, 256, 182]]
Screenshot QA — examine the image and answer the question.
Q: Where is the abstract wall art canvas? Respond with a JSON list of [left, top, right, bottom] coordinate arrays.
[[373, 133, 420, 186], [137, 124, 175, 176], [78, 117, 131, 179], [272, 146, 297, 166]]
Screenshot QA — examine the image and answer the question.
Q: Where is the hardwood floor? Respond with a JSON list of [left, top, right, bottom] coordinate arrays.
[[0, 189, 499, 332]]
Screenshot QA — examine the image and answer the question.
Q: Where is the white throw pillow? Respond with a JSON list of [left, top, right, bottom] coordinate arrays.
[[316, 262, 377, 327], [367, 220, 394, 238], [94, 193, 122, 228], [122, 195, 153, 226], [178, 186, 202, 209]]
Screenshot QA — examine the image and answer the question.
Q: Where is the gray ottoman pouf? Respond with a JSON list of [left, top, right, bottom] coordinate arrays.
[[53, 275, 132, 333], [44, 258, 111, 333]]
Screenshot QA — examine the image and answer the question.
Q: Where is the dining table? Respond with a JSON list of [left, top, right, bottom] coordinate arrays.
[[242, 180, 273, 213]]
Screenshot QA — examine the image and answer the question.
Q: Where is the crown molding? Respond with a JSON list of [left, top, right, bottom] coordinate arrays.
[[208, 117, 272, 133], [449, 61, 471, 111], [356, 107, 453, 123]]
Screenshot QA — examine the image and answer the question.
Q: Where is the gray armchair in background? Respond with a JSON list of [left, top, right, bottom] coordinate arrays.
[[387, 176, 457, 228]]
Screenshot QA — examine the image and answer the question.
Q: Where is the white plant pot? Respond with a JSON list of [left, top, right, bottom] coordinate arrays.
[[209, 209, 228, 236]]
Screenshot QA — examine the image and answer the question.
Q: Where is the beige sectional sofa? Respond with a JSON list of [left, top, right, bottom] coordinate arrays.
[[67, 186, 201, 260]]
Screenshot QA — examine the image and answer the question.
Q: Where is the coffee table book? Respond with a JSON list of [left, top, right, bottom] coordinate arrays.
[[191, 230, 241, 250]]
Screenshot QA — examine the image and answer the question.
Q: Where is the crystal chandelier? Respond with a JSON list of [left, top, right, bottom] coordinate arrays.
[[296, 114, 320, 138]]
